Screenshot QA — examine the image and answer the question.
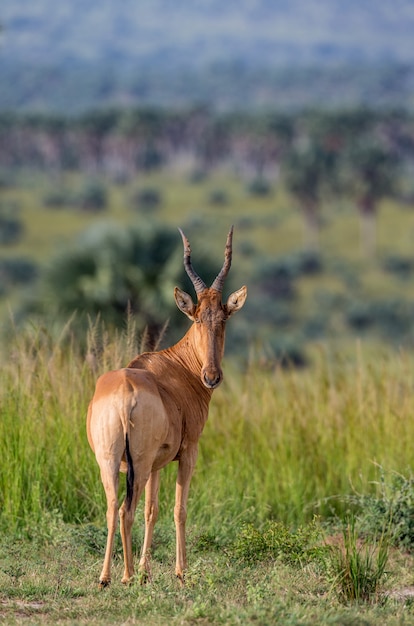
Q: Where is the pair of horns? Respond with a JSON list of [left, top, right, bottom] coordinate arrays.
[[179, 226, 233, 295]]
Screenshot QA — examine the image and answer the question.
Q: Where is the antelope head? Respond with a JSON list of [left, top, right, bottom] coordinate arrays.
[[174, 226, 247, 389]]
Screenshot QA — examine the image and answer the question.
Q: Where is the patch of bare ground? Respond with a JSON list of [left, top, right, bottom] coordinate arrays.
[[0, 598, 47, 618], [388, 586, 414, 601]]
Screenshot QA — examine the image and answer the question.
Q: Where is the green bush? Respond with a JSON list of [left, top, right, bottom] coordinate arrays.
[[0, 257, 37, 287], [383, 254, 414, 279], [346, 301, 376, 331], [42, 188, 74, 209], [0, 215, 23, 245], [247, 177, 272, 196], [73, 180, 108, 212], [131, 187, 162, 211], [357, 470, 414, 553], [253, 258, 297, 299], [208, 188, 229, 206], [233, 519, 324, 565], [0, 200, 24, 244], [346, 298, 414, 341], [266, 335, 308, 369]]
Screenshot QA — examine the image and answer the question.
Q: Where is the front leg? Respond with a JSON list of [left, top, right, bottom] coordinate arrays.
[[174, 446, 198, 584]]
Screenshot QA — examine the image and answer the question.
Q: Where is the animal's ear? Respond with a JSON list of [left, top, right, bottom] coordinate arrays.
[[225, 285, 247, 317], [174, 287, 197, 320]]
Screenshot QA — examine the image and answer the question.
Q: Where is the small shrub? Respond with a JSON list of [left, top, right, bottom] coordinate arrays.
[[382, 254, 414, 279], [0, 200, 24, 245], [253, 252, 323, 303], [254, 258, 296, 299], [74, 180, 107, 212], [346, 298, 413, 340], [302, 313, 329, 339], [357, 469, 414, 553], [294, 250, 322, 275], [193, 531, 222, 553], [237, 239, 256, 257], [346, 301, 375, 331], [43, 188, 74, 209], [131, 187, 162, 212], [188, 169, 208, 184], [266, 336, 308, 369], [233, 519, 324, 566], [374, 299, 412, 340], [74, 524, 111, 555], [0, 215, 24, 245], [0, 257, 37, 286], [247, 178, 272, 196], [208, 189, 229, 206]]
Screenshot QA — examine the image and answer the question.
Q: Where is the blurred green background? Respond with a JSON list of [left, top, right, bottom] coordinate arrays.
[[2, 1, 414, 365]]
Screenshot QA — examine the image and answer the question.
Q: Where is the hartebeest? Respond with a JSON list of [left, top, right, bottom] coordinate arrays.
[[87, 226, 247, 586]]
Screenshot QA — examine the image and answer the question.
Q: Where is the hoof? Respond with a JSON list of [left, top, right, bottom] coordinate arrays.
[[138, 570, 150, 585], [176, 573, 185, 587], [98, 579, 111, 589], [121, 576, 133, 586]]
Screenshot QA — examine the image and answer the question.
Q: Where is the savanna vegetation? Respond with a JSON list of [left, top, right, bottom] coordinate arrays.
[[1, 323, 414, 624], [1, 106, 414, 623]]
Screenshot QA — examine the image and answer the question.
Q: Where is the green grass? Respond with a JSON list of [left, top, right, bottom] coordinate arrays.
[[3, 168, 413, 270], [0, 517, 412, 624], [328, 517, 389, 604], [1, 320, 414, 622], [2, 323, 414, 535]]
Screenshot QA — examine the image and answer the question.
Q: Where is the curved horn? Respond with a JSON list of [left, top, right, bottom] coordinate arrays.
[[210, 225, 234, 292], [178, 228, 207, 295]]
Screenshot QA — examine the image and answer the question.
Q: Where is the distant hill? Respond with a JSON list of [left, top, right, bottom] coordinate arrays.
[[2, 0, 414, 112]]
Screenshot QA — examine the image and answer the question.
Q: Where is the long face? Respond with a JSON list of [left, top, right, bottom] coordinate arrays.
[[174, 226, 247, 390], [192, 290, 227, 389], [174, 285, 247, 389]]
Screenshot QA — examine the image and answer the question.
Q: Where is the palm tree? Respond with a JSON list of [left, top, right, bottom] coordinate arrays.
[[340, 137, 400, 258], [283, 137, 336, 253]]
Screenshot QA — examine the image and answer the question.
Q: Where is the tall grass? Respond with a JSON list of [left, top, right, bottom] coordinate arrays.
[[193, 343, 414, 532], [328, 517, 389, 604], [1, 320, 414, 539]]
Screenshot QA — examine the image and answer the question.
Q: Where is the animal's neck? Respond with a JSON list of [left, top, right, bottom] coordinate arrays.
[[165, 325, 206, 380], [127, 325, 215, 402]]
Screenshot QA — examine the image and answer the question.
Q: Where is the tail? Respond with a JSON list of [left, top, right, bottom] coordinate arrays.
[[125, 433, 135, 510]]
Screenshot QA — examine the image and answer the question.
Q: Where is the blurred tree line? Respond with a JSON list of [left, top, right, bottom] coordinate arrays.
[[1, 105, 413, 257], [0, 106, 410, 181]]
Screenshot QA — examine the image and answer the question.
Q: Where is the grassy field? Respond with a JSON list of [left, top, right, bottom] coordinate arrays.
[[3, 169, 414, 342], [4, 168, 414, 279], [0, 528, 412, 625], [1, 169, 414, 623], [1, 321, 414, 624]]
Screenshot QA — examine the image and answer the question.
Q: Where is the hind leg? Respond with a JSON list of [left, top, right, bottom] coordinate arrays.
[[98, 461, 120, 587], [119, 473, 149, 584], [138, 470, 160, 581]]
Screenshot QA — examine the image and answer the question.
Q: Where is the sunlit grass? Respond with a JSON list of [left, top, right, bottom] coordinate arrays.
[[1, 318, 414, 539], [1, 320, 414, 623]]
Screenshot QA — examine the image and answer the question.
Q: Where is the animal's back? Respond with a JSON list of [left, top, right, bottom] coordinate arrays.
[[87, 367, 174, 474]]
